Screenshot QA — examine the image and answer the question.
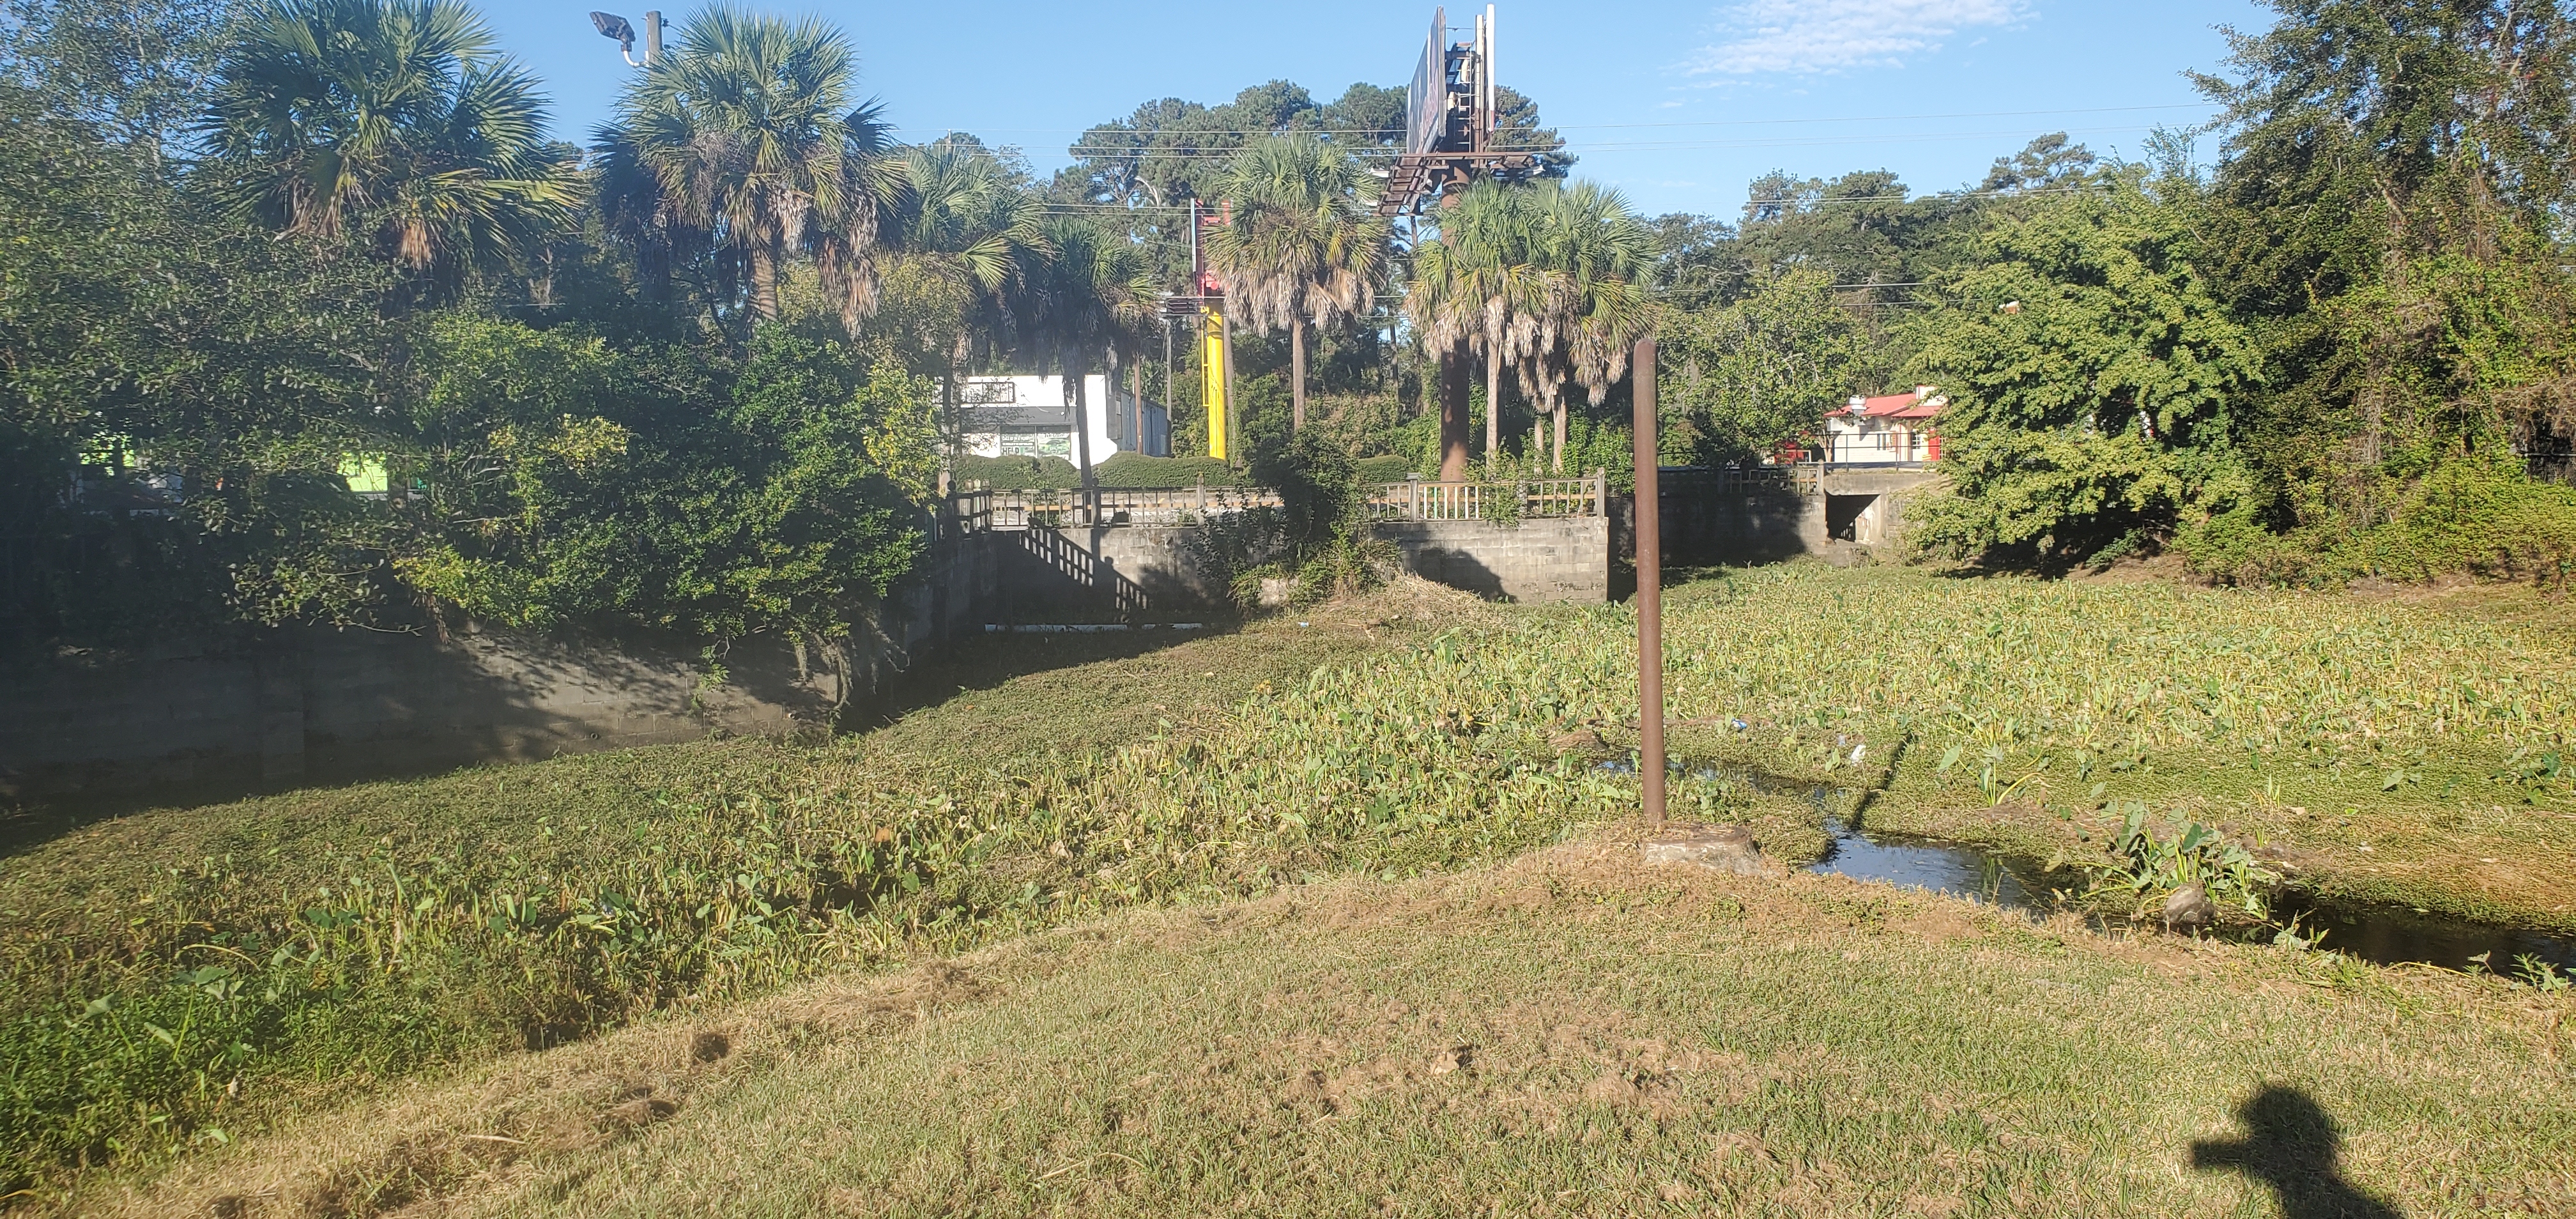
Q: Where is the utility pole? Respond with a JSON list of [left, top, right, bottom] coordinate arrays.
[[1632, 335, 1666, 830], [1190, 197, 1229, 463]]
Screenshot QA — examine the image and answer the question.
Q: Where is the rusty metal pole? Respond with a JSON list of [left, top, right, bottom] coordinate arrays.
[[1632, 336, 1666, 831]]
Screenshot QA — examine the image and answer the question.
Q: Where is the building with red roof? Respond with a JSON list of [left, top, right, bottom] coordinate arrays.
[[1819, 385, 1945, 464]]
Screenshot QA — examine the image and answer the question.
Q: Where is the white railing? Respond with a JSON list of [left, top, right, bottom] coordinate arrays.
[[949, 471, 1611, 529], [965, 484, 1282, 527], [1368, 472, 1607, 521]]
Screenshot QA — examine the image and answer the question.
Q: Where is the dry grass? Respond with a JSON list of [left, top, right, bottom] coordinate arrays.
[[75, 827, 2575, 1219]]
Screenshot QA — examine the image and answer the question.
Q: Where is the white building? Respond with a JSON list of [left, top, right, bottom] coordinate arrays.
[[950, 374, 1170, 463], [1820, 385, 1946, 464]]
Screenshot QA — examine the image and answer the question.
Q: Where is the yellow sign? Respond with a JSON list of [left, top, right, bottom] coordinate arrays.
[[1200, 307, 1228, 460]]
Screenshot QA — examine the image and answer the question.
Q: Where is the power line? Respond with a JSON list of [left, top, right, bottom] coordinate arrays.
[[1646, 283, 1936, 300], [1035, 123, 2169, 160], [1738, 184, 2119, 205], [889, 101, 2219, 140], [1020, 182, 2116, 217]]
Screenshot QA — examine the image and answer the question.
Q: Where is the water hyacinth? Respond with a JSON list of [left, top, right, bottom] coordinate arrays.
[[1524, 567, 2576, 754]]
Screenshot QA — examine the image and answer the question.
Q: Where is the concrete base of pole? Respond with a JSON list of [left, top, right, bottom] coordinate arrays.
[[1639, 824, 1774, 876]]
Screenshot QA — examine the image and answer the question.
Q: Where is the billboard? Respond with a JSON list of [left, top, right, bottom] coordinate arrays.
[[1405, 7, 1445, 157]]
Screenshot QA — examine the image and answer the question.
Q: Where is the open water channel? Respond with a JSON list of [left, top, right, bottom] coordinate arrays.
[[1653, 759, 2576, 977]]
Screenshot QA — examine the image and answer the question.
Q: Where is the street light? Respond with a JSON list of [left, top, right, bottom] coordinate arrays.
[[589, 10, 663, 66]]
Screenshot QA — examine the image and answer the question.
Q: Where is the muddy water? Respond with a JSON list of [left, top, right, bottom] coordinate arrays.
[[1662, 759, 2576, 977]]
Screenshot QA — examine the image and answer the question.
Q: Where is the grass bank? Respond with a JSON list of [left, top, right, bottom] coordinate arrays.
[[10, 564, 2575, 1201], [80, 835, 2576, 1218], [3, 585, 1625, 1200]]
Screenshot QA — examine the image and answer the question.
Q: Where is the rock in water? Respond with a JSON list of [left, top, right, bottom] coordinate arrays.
[[2163, 883, 2214, 931], [1641, 824, 1770, 876], [1549, 728, 1608, 755]]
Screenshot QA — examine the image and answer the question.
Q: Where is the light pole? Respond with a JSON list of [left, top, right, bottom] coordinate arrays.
[[589, 10, 664, 66]]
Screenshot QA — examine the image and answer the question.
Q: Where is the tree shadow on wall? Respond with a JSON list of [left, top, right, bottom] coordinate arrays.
[[2191, 1085, 2403, 1219], [1401, 545, 1508, 601]]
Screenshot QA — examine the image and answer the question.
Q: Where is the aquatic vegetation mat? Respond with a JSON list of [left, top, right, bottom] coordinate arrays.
[[9, 564, 2576, 1199]]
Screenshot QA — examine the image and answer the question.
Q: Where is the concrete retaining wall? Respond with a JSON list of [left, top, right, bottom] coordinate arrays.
[[1634, 470, 1938, 567], [0, 503, 1615, 805], [991, 525, 1239, 622], [989, 517, 1613, 617], [0, 533, 998, 804]]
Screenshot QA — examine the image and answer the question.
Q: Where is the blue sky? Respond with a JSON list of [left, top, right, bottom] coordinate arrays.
[[486, 0, 2272, 218]]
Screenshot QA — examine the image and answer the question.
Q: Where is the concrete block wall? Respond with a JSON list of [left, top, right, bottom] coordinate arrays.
[[0, 503, 1622, 804], [1376, 517, 1611, 603], [1643, 491, 1831, 567], [991, 517, 1614, 617], [1636, 470, 1939, 568]]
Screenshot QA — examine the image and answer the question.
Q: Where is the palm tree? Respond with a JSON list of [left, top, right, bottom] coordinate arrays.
[[1028, 215, 1155, 507], [1405, 180, 1545, 471], [592, 123, 684, 304], [889, 137, 1048, 447], [602, 7, 904, 326], [1208, 134, 1390, 431], [201, 0, 579, 288], [1519, 181, 1656, 471]]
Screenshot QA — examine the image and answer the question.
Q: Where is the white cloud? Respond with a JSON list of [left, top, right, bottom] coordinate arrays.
[[1684, 0, 2029, 77]]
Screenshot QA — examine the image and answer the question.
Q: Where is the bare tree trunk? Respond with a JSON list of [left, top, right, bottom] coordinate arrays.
[[1070, 364, 1096, 519], [1440, 350, 1472, 482], [751, 247, 780, 321], [1222, 312, 1240, 470], [1485, 345, 1501, 461], [824, 634, 856, 722], [1291, 320, 1307, 431], [641, 216, 671, 304], [943, 356, 962, 435], [1554, 400, 1568, 473], [1130, 362, 1146, 457]]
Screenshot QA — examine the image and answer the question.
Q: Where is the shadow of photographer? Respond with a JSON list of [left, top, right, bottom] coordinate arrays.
[[2191, 1085, 2401, 1219]]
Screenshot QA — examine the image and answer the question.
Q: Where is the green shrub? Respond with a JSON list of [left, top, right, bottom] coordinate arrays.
[[1353, 454, 1413, 484], [1097, 453, 1242, 489], [951, 452, 1244, 491], [2174, 464, 2576, 587], [2081, 804, 2281, 918], [2352, 464, 2576, 585], [951, 454, 1080, 489], [1227, 427, 1398, 607]]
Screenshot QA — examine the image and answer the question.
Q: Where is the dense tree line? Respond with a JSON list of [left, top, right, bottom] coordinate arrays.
[[0, 0, 1604, 661], [1651, 3, 2576, 582], [5, 0, 2572, 668]]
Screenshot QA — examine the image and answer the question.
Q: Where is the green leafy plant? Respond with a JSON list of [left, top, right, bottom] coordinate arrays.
[[1230, 420, 1397, 607], [2512, 954, 2570, 993], [2083, 803, 2281, 919]]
